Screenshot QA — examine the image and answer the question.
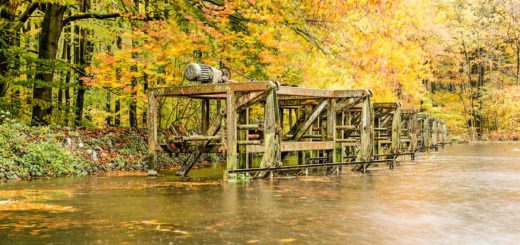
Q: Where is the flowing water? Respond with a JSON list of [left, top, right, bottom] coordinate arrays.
[[1, 143, 520, 244]]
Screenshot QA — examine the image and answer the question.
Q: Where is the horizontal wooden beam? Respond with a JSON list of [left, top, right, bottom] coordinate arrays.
[[373, 102, 401, 109], [155, 81, 276, 97], [277, 86, 335, 97], [334, 90, 371, 98]]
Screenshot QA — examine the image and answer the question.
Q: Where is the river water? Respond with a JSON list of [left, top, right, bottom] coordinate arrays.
[[1, 143, 520, 244]]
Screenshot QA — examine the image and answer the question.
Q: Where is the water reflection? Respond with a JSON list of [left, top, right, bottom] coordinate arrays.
[[1, 143, 520, 244]]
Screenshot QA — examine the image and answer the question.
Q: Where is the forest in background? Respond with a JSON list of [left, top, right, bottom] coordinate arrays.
[[1, 0, 519, 140]]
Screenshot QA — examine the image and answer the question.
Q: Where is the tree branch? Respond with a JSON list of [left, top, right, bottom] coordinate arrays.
[[63, 13, 122, 25], [63, 12, 165, 25], [19, 3, 39, 24]]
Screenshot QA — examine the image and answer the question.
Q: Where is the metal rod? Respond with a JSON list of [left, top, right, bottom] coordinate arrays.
[[226, 159, 394, 174]]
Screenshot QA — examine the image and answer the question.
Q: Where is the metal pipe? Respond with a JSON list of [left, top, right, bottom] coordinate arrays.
[[226, 159, 394, 174]]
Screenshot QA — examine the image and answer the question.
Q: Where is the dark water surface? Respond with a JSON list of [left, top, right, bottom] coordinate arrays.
[[1, 143, 520, 244]]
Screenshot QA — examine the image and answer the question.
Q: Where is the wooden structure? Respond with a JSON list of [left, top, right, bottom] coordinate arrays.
[[371, 102, 401, 168], [148, 80, 388, 178], [400, 109, 418, 157], [416, 113, 431, 151], [147, 80, 449, 179]]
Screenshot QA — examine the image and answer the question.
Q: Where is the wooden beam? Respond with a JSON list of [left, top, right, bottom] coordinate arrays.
[[291, 100, 329, 141], [327, 98, 337, 167], [226, 90, 238, 171], [201, 98, 210, 133], [391, 107, 401, 154], [334, 90, 371, 98], [236, 89, 271, 111], [147, 91, 158, 174], [259, 89, 279, 169], [277, 86, 335, 98], [155, 81, 276, 97]]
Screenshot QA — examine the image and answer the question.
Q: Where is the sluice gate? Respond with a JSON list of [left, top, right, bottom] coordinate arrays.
[[146, 63, 450, 180]]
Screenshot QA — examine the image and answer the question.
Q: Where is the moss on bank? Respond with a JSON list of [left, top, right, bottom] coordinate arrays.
[[0, 123, 179, 180]]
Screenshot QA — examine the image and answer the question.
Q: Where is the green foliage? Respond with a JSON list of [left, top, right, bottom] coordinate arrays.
[[0, 123, 92, 179], [18, 141, 91, 177], [227, 173, 251, 183]]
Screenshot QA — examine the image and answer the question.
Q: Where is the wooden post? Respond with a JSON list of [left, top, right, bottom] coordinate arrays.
[[226, 90, 238, 173], [260, 89, 277, 169], [327, 98, 337, 173], [410, 113, 418, 153], [358, 96, 372, 163], [423, 117, 431, 150], [391, 107, 401, 155], [147, 90, 158, 176], [238, 108, 247, 169], [289, 108, 293, 130], [431, 119, 438, 146], [201, 98, 210, 133]]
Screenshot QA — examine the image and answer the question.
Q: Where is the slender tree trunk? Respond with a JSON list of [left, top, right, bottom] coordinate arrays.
[[477, 63, 484, 138], [129, 45, 138, 128], [515, 41, 520, 85], [115, 99, 121, 126], [114, 36, 122, 127], [106, 91, 111, 126], [0, 0, 16, 97], [31, 4, 66, 125], [129, 0, 140, 128], [74, 0, 91, 126], [142, 73, 148, 126], [64, 32, 72, 126]]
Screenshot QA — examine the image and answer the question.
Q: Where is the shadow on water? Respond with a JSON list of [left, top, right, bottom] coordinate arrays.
[[1, 143, 520, 244]]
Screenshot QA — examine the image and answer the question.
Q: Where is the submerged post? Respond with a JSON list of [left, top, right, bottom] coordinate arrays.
[[226, 89, 238, 175], [358, 96, 372, 168], [147, 90, 158, 176], [390, 105, 401, 156]]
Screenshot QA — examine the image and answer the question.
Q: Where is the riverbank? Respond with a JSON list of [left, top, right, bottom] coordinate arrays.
[[0, 123, 191, 181], [1, 122, 517, 181]]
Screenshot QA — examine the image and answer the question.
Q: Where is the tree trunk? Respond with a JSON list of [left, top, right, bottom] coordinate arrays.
[[476, 63, 484, 138], [31, 4, 66, 125], [114, 36, 122, 127], [64, 31, 72, 126], [129, 37, 138, 128], [129, 0, 140, 128], [515, 42, 520, 85], [0, 0, 17, 97], [74, 0, 91, 126], [106, 91, 111, 126]]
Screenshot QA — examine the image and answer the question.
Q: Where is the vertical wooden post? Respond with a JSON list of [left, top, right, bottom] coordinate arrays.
[[226, 90, 238, 173], [423, 117, 431, 150], [431, 119, 438, 146], [358, 96, 372, 172], [327, 98, 337, 173], [238, 107, 247, 169], [147, 90, 158, 176], [391, 107, 401, 155], [201, 98, 210, 133], [289, 108, 293, 130], [340, 111, 345, 162], [260, 89, 277, 169], [410, 113, 418, 153]]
